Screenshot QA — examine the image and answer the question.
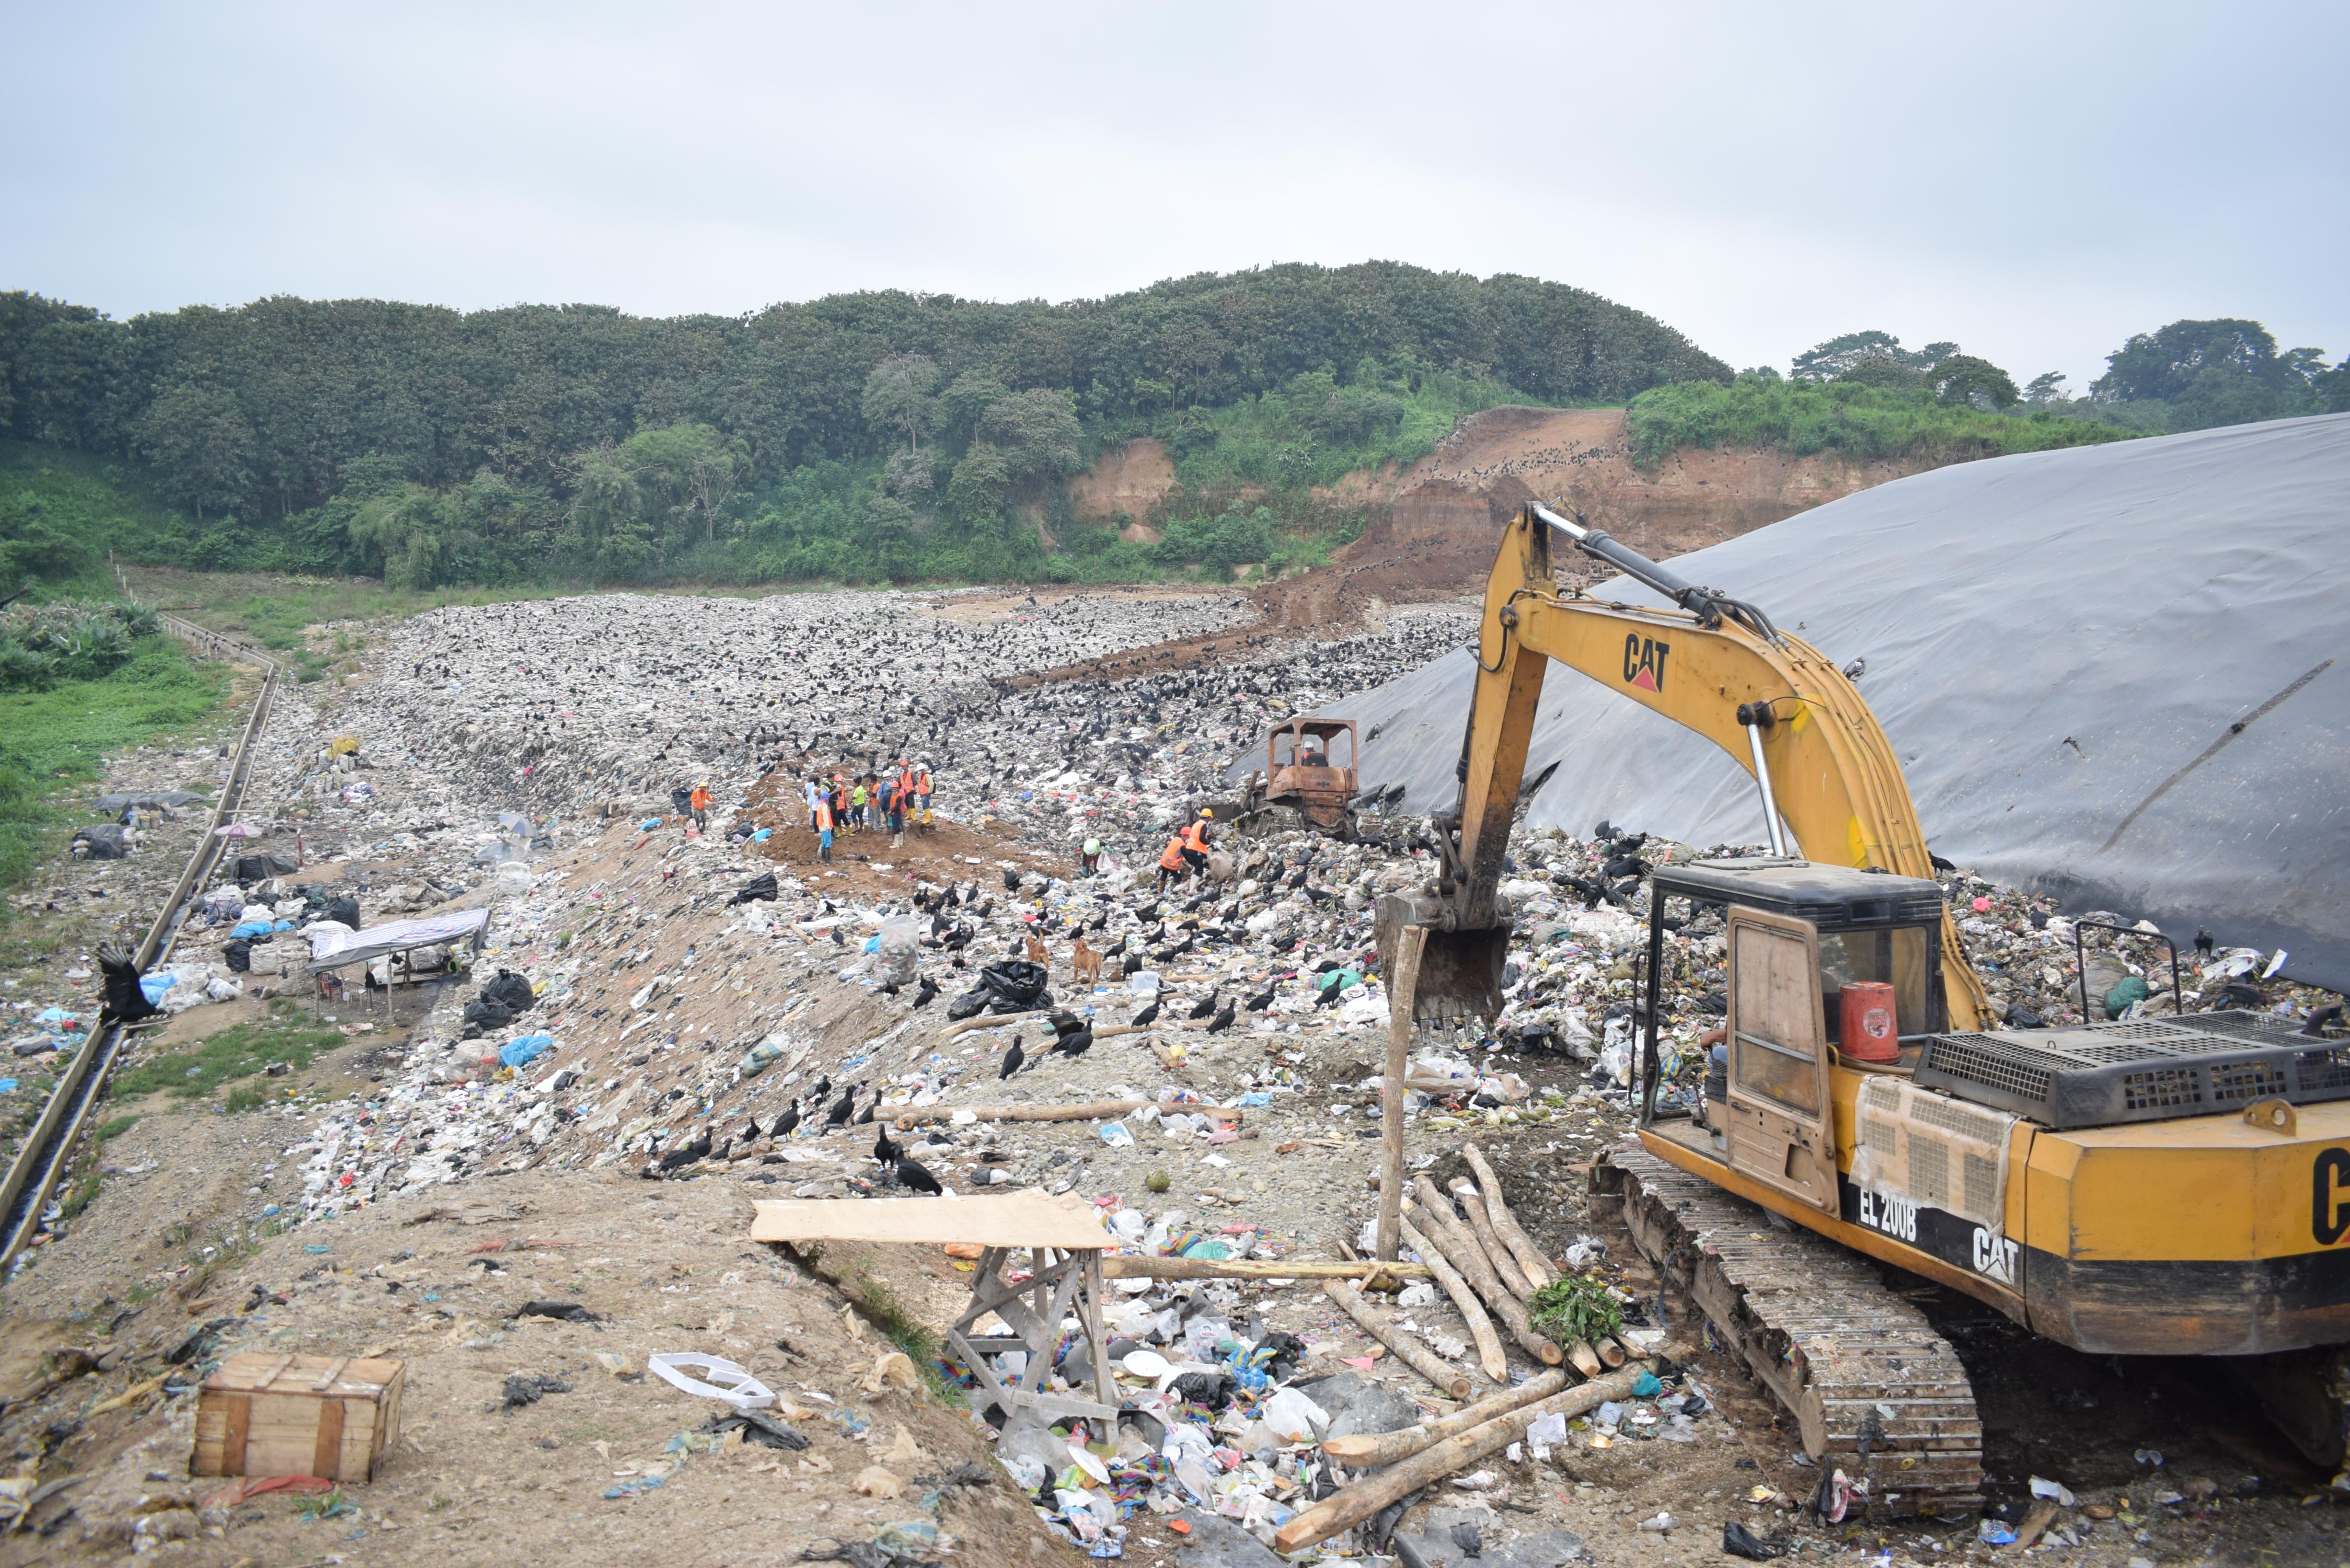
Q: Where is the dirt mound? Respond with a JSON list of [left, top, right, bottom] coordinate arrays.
[[1009, 408, 1949, 689]]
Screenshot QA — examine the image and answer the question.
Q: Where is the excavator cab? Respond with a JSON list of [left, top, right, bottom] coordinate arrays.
[[1637, 857, 1951, 1210]]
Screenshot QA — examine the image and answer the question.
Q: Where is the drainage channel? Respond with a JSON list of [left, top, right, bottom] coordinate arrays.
[[0, 615, 281, 1272]]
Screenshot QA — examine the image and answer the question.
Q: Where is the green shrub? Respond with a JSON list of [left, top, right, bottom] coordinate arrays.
[[1627, 377, 2138, 471]]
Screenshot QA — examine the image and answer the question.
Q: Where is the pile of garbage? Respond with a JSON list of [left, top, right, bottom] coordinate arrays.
[[972, 1197, 1705, 1557]]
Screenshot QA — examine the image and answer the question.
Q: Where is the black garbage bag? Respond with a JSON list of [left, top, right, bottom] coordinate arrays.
[[322, 894, 361, 928], [460, 999, 518, 1037], [671, 786, 695, 815], [1722, 1520, 1790, 1561], [945, 987, 990, 1022], [223, 938, 252, 974], [1253, 1330, 1307, 1382], [729, 871, 778, 905], [98, 942, 161, 1024], [1170, 1369, 1236, 1409], [73, 824, 128, 860], [231, 853, 298, 883], [977, 960, 1050, 1014], [480, 970, 536, 1012]]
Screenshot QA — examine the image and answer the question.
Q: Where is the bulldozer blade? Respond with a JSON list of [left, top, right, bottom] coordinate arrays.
[[1375, 894, 1511, 1024]]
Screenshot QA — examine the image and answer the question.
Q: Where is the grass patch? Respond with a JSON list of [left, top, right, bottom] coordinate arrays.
[[94, 1113, 140, 1143], [109, 1000, 343, 1104], [1626, 377, 2140, 471], [0, 635, 233, 897]]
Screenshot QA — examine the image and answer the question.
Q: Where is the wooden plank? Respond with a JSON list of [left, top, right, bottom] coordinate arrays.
[[751, 1191, 1110, 1249]]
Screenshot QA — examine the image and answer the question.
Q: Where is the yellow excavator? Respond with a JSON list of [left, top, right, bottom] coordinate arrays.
[[1381, 503, 2350, 1513]]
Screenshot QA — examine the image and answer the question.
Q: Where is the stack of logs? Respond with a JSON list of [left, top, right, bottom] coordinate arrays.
[[1273, 1143, 1652, 1554]]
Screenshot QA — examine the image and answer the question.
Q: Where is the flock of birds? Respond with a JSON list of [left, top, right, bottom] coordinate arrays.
[[649, 854, 1376, 1193]]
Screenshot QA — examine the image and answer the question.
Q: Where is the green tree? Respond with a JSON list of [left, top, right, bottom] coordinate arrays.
[[861, 353, 940, 453], [619, 422, 743, 543], [133, 384, 257, 522], [939, 371, 1010, 444], [974, 389, 1083, 485], [1931, 354, 2019, 409], [2021, 371, 2068, 406], [944, 442, 1011, 525]]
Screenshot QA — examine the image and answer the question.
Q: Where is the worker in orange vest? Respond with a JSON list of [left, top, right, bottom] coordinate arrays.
[[688, 780, 712, 832], [1156, 831, 1189, 891], [1179, 808, 1213, 879], [815, 793, 836, 863]]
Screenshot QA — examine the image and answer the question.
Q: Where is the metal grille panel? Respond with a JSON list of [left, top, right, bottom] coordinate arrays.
[[1917, 1011, 2348, 1129]]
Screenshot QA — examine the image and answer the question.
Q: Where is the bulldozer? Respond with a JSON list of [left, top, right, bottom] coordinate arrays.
[[1378, 502, 2350, 1512], [1232, 717, 1361, 840]]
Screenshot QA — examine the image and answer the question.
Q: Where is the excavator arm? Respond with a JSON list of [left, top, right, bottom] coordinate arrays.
[[1393, 503, 1991, 1031]]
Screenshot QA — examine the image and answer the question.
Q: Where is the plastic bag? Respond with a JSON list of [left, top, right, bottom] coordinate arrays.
[[1258, 1386, 1330, 1442], [647, 1352, 776, 1410]]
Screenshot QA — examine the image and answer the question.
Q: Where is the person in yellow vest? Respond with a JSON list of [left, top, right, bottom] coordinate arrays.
[[849, 778, 868, 833]]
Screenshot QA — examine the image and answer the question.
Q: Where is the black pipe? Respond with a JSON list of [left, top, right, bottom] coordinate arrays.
[[1533, 504, 1781, 643], [1640, 884, 1666, 1124]]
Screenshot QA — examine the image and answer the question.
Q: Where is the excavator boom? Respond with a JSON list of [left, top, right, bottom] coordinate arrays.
[[1392, 504, 1991, 1030]]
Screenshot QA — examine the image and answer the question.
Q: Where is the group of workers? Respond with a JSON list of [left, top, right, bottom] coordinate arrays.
[[1157, 808, 1215, 889], [803, 758, 932, 862]]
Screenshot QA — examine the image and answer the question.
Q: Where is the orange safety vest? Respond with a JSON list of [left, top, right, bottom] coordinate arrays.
[[1181, 821, 1209, 853], [816, 801, 835, 831], [689, 786, 711, 811], [1158, 835, 1188, 871]]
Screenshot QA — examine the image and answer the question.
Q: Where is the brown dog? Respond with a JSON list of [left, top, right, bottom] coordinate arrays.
[[1025, 933, 1049, 967], [1070, 936, 1103, 990]]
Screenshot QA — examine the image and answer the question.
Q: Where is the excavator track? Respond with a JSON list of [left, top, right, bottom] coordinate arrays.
[[1594, 1146, 1986, 1517]]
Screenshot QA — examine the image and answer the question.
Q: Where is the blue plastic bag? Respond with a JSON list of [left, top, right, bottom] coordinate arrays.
[[500, 1034, 555, 1068], [139, 973, 175, 1004]]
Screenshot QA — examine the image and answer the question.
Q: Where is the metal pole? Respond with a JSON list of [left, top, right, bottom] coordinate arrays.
[[1745, 723, 1789, 857]]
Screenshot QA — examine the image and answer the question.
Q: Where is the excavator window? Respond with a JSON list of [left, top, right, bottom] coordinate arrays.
[[1817, 926, 1934, 1044]]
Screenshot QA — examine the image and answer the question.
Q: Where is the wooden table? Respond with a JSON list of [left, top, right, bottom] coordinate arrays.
[[752, 1191, 1118, 1423]]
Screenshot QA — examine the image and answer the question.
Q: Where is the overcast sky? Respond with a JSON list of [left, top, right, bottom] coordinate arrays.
[[6, 3, 2344, 390]]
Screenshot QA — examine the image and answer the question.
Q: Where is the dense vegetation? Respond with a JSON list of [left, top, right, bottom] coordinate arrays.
[[1626, 376, 2131, 469], [0, 264, 1725, 587], [1635, 318, 2348, 472], [0, 626, 229, 895]]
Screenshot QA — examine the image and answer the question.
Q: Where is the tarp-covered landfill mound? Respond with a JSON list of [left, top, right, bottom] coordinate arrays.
[[1312, 413, 2350, 993]]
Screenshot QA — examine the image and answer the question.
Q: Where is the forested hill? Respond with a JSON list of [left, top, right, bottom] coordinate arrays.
[[0, 264, 1727, 587]]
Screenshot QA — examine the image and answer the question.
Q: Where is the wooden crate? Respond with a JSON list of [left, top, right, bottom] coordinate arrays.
[[192, 1353, 405, 1482]]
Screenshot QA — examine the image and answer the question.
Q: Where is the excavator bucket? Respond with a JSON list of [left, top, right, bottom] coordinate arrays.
[[1374, 895, 1511, 1024]]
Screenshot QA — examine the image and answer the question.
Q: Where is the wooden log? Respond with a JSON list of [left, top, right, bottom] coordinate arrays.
[[1274, 1363, 1656, 1554], [1449, 1179, 1537, 1301], [1320, 1280, 1471, 1400], [1566, 1340, 1604, 1377], [1103, 1256, 1429, 1282], [1396, 1215, 1507, 1383], [1409, 1178, 1515, 1300], [1320, 1368, 1569, 1463], [1406, 1184, 1563, 1368], [1391, 1213, 1504, 1382], [1377, 925, 1424, 1263], [1461, 1143, 1554, 1289], [886, 1099, 1239, 1131], [1593, 1335, 1627, 1369]]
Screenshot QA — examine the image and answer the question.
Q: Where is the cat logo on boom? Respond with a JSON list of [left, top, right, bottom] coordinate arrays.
[[1622, 633, 1671, 694]]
